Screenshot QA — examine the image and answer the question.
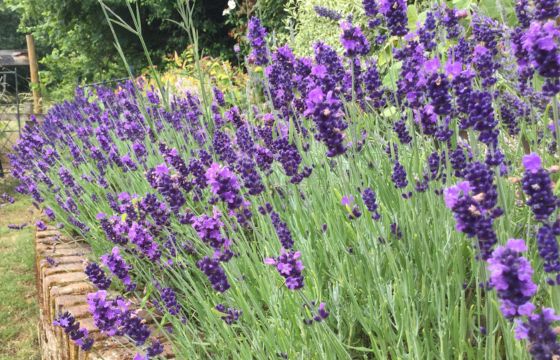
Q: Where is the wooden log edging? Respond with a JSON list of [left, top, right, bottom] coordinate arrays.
[[35, 227, 174, 360]]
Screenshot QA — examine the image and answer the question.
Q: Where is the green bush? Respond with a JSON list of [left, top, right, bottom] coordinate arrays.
[[283, 0, 518, 56], [0, 3, 25, 49], [2, 0, 240, 102], [284, 0, 367, 56]]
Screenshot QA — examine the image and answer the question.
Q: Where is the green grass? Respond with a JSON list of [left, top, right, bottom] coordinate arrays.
[[0, 178, 39, 360]]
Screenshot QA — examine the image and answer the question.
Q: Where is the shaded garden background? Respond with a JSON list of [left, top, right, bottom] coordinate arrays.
[[0, 0, 288, 101], [0, 0, 515, 102]]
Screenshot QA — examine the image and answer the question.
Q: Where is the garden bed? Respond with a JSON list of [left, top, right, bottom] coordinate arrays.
[[5, 0, 560, 358]]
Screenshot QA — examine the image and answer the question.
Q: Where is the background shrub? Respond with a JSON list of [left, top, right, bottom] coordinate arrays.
[[283, 0, 518, 56], [2, 0, 239, 101]]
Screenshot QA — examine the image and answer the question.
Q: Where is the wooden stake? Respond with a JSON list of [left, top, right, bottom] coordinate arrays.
[[26, 34, 41, 114]]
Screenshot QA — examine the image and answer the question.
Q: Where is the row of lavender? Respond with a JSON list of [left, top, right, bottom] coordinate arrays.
[[5, 0, 560, 358]]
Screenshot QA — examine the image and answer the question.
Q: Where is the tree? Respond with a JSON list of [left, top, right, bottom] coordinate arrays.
[[4, 0, 237, 100]]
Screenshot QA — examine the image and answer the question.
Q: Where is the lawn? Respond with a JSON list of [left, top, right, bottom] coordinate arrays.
[[0, 177, 39, 360]]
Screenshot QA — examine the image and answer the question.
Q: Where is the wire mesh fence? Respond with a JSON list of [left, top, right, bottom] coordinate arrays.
[[0, 66, 29, 177]]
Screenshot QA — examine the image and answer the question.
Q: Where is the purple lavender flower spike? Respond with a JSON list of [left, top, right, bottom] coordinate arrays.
[[122, 313, 151, 346], [487, 239, 537, 319], [85, 262, 112, 290], [515, 308, 560, 359], [522, 21, 560, 95], [270, 211, 295, 249], [36, 220, 47, 231], [391, 161, 408, 189], [473, 45, 497, 88], [464, 161, 499, 211], [88, 289, 151, 345], [247, 17, 269, 66], [146, 163, 186, 211], [237, 156, 264, 196], [43, 206, 55, 220], [265, 249, 305, 290], [362, 0, 378, 17], [363, 60, 385, 108], [341, 195, 354, 206], [523, 153, 542, 173], [521, 153, 557, 221], [379, 0, 408, 36], [215, 304, 242, 324], [537, 225, 560, 275], [53, 311, 95, 351], [441, 7, 461, 39], [161, 287, 181, 315], [535, 0, 559, 20], [1, 193, 15, 204], [313, 5, 342, 21], [212, 87, 225, 107], [340, 20, 370, 57], [305, 301, 330, 324], [467, 91, 498, 146], [145, 339, 164, 358], [128, 222, 162, 261], [8, 223, 27, 230], [362, 188, 381, 220], [304, 87, 347, 157], [101, 247, 135, 291], [393, 118, 412, 144], [450, 146, 468, 177], [341, 195, 362, 219], [213, 130, 237, 165], [314, 42, 345, 90], [197, 256, 230, 293], [515, 0, 531, 28], [444, 171, 500, 260], [317, 302, 329, 320], [206, 162, 244, 210], [443, 181, 471, 209], [424, 61, 453, 116]]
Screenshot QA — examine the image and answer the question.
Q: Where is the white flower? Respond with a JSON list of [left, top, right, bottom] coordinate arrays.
[[223, 0, 235, 16]]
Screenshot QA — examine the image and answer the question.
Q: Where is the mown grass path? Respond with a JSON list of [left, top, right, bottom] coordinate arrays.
[[0, 178, 40, 360]]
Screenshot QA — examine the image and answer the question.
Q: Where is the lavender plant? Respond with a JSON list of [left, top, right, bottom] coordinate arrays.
[[7, 0, 560, 358]]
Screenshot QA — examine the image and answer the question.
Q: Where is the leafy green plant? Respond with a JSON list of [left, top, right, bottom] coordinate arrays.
[[283, 0, 517, 56], [2, 0, 242, 102], [156, 45, 248, 101], [284, 0, 366, 56], [0, 2, 25, 49]]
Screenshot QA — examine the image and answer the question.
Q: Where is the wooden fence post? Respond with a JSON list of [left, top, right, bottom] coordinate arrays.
[[26, 34, 41, 114]]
